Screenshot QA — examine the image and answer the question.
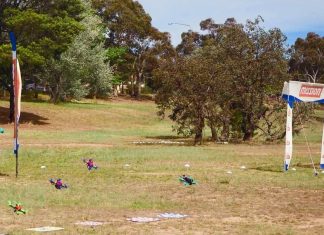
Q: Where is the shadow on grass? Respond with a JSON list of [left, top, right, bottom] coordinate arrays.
[[147, 135, 187, 140], [311, 116, 324, 124], [1, 95, 48, 103], [0, 173, 9, 177], [22, 93, 49, 103], [141, 135, 194, 146], [22, 98, 48, 104], [296, 162, 320, 169], [0, 107, 49, 125], [251, 165, 283, 173], [219, 179, 230, 184]]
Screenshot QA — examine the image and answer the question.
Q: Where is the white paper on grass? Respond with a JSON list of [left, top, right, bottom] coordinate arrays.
[[26, 227, 64, 232], [75, 221, 104, 226], [158, 213, 188, 219], [127, 217, 160, 223]]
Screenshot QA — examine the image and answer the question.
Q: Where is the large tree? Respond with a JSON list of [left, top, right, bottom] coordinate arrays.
[[155, 17, 289, 144], [0, 0, 84, 120], [155, 55, 212, 144], [227, 18, 288, 140], [91, 0, 171, 98], [44, 1, 113, 102], [289, 32, 324, 83]]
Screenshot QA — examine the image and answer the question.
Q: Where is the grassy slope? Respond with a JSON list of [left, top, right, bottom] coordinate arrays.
[[0, 99, 324, 234]]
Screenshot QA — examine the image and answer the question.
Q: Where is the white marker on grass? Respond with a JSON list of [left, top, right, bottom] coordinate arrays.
[[26, 227, 64, 232], [75, 221, 104, 226]]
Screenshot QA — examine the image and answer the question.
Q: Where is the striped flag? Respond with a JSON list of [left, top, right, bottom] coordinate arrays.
[[9, 32, 22, 154]]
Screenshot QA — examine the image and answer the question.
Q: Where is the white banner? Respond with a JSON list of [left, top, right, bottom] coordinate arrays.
[[284, 103, 293, 171], [282, 81, 324, 103], [282, 81, 324, 171]]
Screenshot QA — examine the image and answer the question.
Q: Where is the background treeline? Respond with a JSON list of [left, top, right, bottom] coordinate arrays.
[[154, 17, 323, 144], [0, 0, 323, 143]]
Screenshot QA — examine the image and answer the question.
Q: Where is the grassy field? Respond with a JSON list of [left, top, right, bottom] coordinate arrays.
[[1, 98, 324, 234]]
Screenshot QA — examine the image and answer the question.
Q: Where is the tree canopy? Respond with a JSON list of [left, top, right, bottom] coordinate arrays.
[[289, 32, 324, 83], [92, 0, 173, 97], [155, 17, 290, 144], [0, 0, 85, 120]]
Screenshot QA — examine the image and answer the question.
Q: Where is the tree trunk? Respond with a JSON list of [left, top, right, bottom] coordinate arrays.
[[221, 117, 230, 141], [137, 81, 141, 99], [194, 129, 203, 145], [50, 82, 60, 103], [194, 116, 205, 145], [135, 71, 143, 99], [242, 113, 255, 141], [210, 124, 218, 141], [34, 90, 38, 99], [3, 82, 14, 122], [34, 79, 39, 98], [9, 85, 14, 123], [130, 75, 135, 97], [243, 130, 253, 141]]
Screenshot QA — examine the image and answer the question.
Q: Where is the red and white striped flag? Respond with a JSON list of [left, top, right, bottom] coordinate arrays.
[[10, 32, 22, 153], [14, 58, 22, 152]]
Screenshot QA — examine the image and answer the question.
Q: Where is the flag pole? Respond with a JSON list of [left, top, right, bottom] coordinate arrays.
[[10, 32, 21, 178], [15, 139, 18, 178]]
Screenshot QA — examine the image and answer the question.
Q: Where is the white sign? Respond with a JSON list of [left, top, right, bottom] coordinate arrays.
[[282, 81, 324, 103]]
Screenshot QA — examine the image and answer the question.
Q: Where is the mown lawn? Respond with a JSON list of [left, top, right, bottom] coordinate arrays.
[[0, 99, 324, 234]]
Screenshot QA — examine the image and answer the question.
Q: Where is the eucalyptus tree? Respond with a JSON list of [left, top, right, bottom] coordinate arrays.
[[289, 32, 324, 83], [155, 17, 289, 143], [0, 0, 84, 120], [91, 0, 170, 97], [45, 1, 113, 102]]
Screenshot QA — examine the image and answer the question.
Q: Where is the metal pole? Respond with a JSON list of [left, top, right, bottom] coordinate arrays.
[[16, 150, 18, 178], [15, 128, 18, 178]]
